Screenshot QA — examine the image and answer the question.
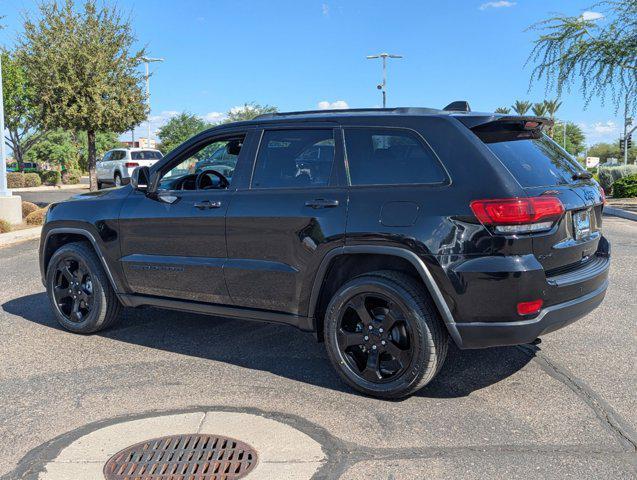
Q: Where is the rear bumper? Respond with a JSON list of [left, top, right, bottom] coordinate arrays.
[[455, 278, 608, 349]]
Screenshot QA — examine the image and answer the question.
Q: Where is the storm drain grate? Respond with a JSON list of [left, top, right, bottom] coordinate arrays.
[[103, 434, 257, 480]]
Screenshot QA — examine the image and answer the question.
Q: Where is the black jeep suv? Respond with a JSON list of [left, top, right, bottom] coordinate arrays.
[[39, 104, 610, 399]]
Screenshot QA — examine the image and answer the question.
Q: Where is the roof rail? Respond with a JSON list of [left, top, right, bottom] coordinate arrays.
[[254, 106, 442, 119]]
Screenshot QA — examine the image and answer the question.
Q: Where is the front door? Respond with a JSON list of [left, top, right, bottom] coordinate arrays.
[[118, 131, 251, 303], [225, 127, 347, 316]]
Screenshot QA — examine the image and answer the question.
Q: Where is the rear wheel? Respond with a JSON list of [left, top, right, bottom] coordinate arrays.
[[324, 271, 448, 399], [114, 173, 122, 187], [46, 242, 121, 333]]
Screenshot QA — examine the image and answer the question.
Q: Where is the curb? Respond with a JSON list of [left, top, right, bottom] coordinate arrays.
[[0, 226, 42, 248], [10, 184, 89, 192], [604, 206, 637, 222]]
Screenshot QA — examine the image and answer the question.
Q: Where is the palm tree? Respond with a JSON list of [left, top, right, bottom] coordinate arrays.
[[512, 100, 532, 115], [532, 102, 547, 117], [495, 107, 511, 114], [543, 99, 562, 135]]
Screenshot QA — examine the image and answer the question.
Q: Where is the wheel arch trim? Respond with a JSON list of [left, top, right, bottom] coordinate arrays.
[[308, 245, 463, 347], [41, 227, 120, 293]]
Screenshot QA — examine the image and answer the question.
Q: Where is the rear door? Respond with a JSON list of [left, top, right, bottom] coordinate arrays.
[[472, 121, 604, 272], [224, 126, 347, 315]]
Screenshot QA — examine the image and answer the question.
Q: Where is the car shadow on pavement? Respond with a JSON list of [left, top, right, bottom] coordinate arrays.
[[3, 293, 534, 399]]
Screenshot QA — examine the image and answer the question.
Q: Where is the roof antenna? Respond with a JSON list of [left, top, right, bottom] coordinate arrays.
[[443, 101, 471, 112]]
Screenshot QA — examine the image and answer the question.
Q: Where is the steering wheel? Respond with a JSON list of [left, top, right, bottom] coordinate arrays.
[[195, 169, 230, 190]]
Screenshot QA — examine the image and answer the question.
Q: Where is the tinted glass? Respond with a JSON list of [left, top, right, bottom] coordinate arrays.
[[344, 128, 447, 185], [131, 150, 162, 160], [252, 130, 335, 188], [111, 151, 125, 161], [474, 124, 584, 188]]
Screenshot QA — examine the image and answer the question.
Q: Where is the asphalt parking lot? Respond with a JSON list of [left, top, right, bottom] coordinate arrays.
[[0, 216, 635, 479]]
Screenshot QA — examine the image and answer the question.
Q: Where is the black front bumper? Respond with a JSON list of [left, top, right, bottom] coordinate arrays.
[[455, 277, 609, 349]]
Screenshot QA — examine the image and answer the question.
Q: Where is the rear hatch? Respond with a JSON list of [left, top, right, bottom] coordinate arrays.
[[130, 150, 163, 168], [469, 118, 604, 273]]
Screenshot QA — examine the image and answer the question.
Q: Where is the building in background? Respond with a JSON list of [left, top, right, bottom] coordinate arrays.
[[122, 137, 157, 149]]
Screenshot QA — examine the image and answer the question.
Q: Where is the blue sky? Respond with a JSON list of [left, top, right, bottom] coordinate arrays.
[[0, 0, 625, 146]]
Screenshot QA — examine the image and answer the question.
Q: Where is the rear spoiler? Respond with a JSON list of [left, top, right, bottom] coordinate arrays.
[[457, 115, 553, 130]]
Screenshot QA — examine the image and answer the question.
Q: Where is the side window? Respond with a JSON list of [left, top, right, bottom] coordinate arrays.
[[344, 128, 447, 186], [111, 151, 124, 161], [101, 152, 111, 162], [159, 136, 245, 190], [252, 129, 335, 189]]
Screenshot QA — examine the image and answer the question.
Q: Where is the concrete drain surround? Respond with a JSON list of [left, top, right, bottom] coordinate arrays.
[[103, 434, 257, 480], [37, 411, 325, 480]]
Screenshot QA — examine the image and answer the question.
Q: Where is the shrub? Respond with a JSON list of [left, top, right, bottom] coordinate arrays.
[[6, 172, 25, 189], [598, 165, 637, 193], [22, 201, 39, 218], [612, 174, 637, 199], [62, 169, 81, 185], [26, 208, 47, 225], [23, 172, 42, 187], [41, 170, 62, 186], [0, 219, 11, 233]]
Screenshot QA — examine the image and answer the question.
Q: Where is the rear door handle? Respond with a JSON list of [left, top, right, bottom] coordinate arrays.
[[194, 200, 222, 210], [305, 198, 339, 209]]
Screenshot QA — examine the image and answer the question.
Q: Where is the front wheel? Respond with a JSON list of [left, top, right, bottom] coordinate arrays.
[[324, 271, 448, 399], [46, 242, 122, 333]]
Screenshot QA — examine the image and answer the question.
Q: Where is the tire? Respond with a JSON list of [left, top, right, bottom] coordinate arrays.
[[46, 241, 122, 333], [114, 173, 122, 187], [324, 270, 448, 399]]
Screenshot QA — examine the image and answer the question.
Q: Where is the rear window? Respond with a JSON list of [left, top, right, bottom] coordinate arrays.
[[131, 150, 162, 160], [473, 123, 584, 188]]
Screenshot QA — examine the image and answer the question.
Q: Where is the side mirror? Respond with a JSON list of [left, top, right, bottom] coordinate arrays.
[[130, 166, 150, 191]]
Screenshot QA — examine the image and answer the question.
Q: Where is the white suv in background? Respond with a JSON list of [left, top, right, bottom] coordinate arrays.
[[96, 148, 163, 188]]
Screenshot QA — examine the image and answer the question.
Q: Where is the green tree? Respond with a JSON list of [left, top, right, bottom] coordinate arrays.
[[532, 102, 548, 117], [528, 1, 637, 113], [550, 122, 586, 156], [224, 102, 278, 123], [75, 131, 122, 171], [1, 48, 47, 166], [512, 100, 532, 115], [157, 113, 210, 154], [494, 107, 511, 114], [19, 0, 147, 190], [543, 99, 562, 135], [26, 129, 77, 170], [587, 141, 637, 163]]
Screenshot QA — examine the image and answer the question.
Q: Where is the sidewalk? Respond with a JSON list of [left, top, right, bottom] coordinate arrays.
[[0, 226, 42, 248], [10, 183, 89, 193], [605, 197, 637, 222]]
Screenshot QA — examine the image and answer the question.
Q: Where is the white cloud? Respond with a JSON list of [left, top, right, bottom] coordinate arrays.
[[479, 1, 516, 10], [578, 120, 619, 145], [580, 11, 604, 21], [202, 111, 226, 123], [321, 3, 329, 16], [317, 100, 349, 110]]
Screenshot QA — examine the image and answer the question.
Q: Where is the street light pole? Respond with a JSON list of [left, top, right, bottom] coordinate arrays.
[[367, 53, 403, 108], [142, 57, 164, 148], [0, 54, 9, 197]]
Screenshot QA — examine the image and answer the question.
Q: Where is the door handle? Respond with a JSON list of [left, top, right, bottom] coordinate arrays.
[[305, 198, 339, 209], [194, 200, 222, 210]]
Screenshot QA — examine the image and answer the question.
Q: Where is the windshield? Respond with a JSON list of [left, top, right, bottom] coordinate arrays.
[[473, 123, 585, 188]]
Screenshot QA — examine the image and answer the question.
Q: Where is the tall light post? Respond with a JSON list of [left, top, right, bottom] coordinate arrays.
[[366, 53, 403, 108], [0, 54, 8, 197], [142, 57, 163, 148]]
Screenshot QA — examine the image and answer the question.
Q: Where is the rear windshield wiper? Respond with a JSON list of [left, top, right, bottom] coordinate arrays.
[[572, 171, 593, 180]]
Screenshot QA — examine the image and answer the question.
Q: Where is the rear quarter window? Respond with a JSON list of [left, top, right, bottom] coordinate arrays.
[[343, 127, 447, 186]]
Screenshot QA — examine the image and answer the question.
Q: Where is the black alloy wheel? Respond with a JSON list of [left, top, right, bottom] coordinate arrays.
[[51, 256, 95, 323], [336, 292, 414, 383]]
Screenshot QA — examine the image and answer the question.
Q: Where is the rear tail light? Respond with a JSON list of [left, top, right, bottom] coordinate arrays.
[[470, 197, 564, 234], [125, 162, 139, 168], [517, 299, 543, 316]]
